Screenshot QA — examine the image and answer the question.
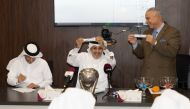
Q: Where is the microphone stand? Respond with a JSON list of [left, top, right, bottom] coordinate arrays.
[[62, 76, 70, 93], [102, 72, 112, 99], [62, 83, 68, 93]]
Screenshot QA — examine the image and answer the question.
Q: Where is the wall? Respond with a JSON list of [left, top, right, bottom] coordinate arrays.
[[0, 0, 190, 88]]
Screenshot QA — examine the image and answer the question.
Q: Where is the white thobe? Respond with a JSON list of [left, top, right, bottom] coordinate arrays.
[[151, 89, 190, 109], [7, 56, 53, 88], [48, 88, 95, 109], [67, 48, 116, 93]]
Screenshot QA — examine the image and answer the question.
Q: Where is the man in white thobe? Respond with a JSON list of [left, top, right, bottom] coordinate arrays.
[[67, 36, 116, 93], [48, 88, 96, 109], [7, 42, 53, 88], [151, 89, 190, 109]]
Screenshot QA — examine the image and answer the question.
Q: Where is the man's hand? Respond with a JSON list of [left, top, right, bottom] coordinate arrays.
[[95, 36, 107, 49], [18, 73, 26, 83], [75, 37, 84, 48], [95, 36, 104, 43], [128, 34, 137, 45], [27, 83, 39, 89], [146, 35, 157, 45]]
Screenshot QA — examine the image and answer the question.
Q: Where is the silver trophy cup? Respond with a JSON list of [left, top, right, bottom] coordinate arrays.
[[79, 68, 99, 94]]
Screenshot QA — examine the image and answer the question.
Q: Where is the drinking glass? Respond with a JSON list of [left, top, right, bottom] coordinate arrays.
[[135, 77, 152, 98], [160, 76, 177, 89]]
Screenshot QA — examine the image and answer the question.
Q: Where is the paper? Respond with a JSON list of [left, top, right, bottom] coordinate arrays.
[[117, 89, 142, 102], [83, 37, 96, 42], [38, 86, 63, 101], [12, 88, 35, 93], [134, 34, 146, 38]]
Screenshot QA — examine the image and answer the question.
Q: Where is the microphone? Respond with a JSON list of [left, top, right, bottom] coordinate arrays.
[[104, 64, 112, 74], [65, 67, 75, 82], [102, 63, 113, 99], [62, 68, 75, 92], [64, 75, 71, 84], [68, 67, 75, 72]]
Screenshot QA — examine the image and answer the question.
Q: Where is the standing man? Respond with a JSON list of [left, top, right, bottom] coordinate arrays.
[[128, 8, 181, 85], [7, 42, 53, 88]]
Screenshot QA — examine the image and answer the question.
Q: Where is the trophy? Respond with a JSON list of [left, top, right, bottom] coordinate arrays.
[[79, 68, 99, 95]]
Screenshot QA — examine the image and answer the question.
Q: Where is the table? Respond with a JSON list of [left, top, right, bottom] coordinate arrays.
[[0, 87, 189, 109]]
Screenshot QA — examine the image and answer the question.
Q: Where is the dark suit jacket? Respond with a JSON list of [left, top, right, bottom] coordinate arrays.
[[133, 23, 181, 85]]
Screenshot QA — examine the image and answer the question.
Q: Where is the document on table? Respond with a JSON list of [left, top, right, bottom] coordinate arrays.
[[117, 89, 142, 102], [38, 88, 63, 101], [12, 88, 35, 93]]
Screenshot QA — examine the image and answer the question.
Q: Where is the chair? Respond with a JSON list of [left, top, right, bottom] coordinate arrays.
[[48, 88, 95, 109], [176, 54, 190, 89]]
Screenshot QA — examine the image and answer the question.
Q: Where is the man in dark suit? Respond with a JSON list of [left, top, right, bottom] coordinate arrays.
[[128, 7, 181, 85]]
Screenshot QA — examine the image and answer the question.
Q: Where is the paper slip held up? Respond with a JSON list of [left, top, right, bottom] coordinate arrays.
[[83, 37, 96, 42], [134, 34, 146, 38]]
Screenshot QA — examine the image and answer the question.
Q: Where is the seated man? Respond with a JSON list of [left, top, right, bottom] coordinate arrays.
[[67, 36, 116, 93], [7, 42, 53, 88], [48, 88, 96, 109]]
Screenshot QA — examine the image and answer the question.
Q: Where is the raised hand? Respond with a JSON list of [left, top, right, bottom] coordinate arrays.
[[18, 73, 26, 83], [75, 37, 84, 48], [128, 34, 137, 45]]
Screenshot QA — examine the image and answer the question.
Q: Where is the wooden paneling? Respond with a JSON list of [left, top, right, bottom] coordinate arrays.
[[0, 0, 190, 88], [157, 0, 190, 54]]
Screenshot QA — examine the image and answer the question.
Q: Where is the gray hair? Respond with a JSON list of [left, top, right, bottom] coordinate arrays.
[[146, 7, 163, 21], [146, 7, 161, 15]]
